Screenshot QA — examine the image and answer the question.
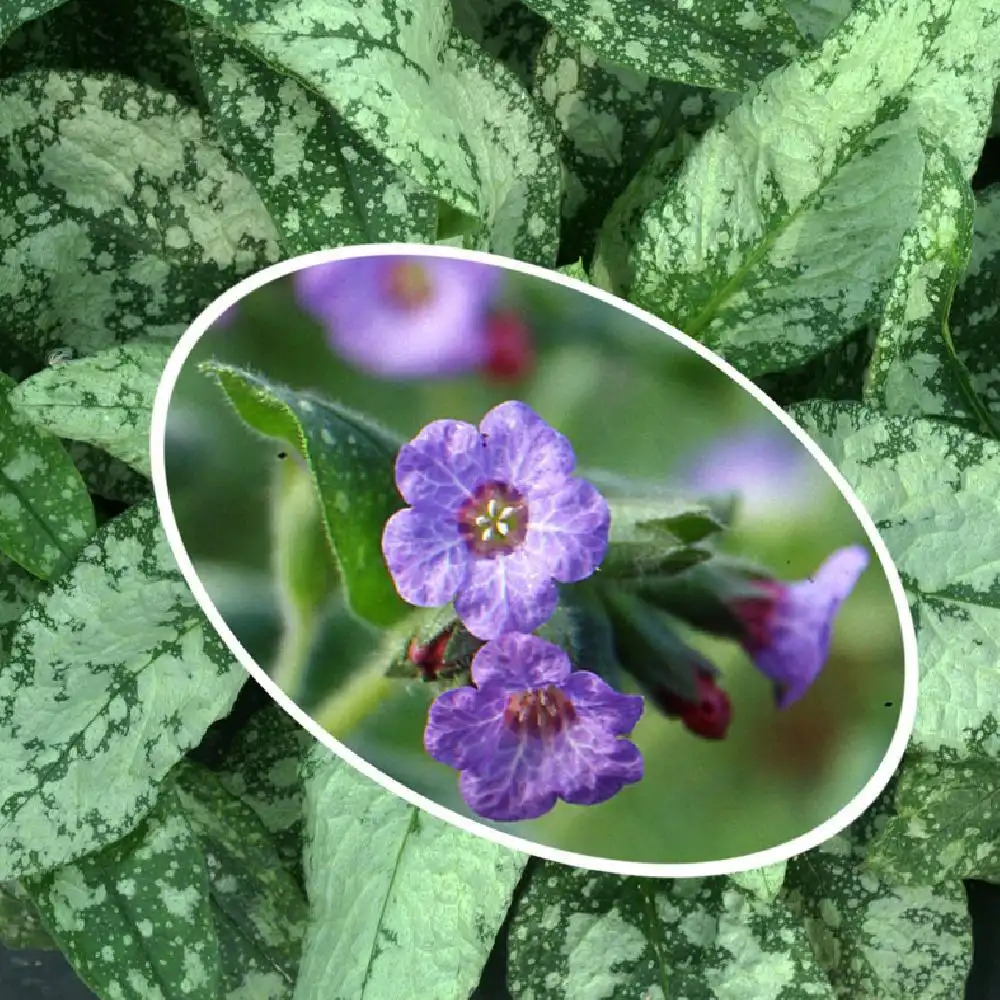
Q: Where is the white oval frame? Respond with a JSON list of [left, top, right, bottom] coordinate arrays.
[[150, 242, 919, 878]]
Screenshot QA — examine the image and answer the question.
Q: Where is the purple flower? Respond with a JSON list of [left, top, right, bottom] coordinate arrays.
[[673, 426, 816, 521], [731, 546, 870, 708], [293, 256, 503, 378], [382, 401, 610, 640], [425, 633, 644, 821]]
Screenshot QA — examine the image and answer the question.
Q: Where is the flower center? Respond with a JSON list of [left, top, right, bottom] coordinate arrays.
[[503, 686, 577, 738], [383, 261, 434, 308], [456, 481, 528, 557]]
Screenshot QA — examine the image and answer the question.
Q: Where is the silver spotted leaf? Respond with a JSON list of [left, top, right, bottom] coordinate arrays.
[[174, 762, 309, 1000], [783, 0, 855, 44], [0, 499, 246, 881], [66, 441, 153, 506], [791, 401, 1000, 756], [451, 0, 548, 88], [0, 68, 279, 374], [729, 861, 788, 903], [532, 28, 738, 264], [24, 783, 224, 1000], [0, 0, 67, 44], [294, 745, 526, 1000], [864, 133, 997, 433], [176, 0, 561, 264], [507, 865, 835, 999], [0, 372, 95, 580], [517, 0, 804, 91], [189, 22, 438, 255], [784, 798, 972, 999], [10, 340, 175, 479], [950, 183, 1000, 424], [615, 0, 1000, 377], [203, 362, 409, 628], [0, 553, 44, 663]]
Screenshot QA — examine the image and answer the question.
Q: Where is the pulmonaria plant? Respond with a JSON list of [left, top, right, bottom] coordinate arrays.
[[293, 255, 533, 380], [424, 634, 644, 822], [382, 400, 610, 640]]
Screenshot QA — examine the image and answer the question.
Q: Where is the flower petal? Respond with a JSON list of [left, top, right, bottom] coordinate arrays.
[[553, 729, 644, 808], [382, 507, 468, 607], [395, 419, 488, 512], [479, 401, 575, 495], [470, 634, 572, 690], [457, 736, 558, 822], [562, 671, 645, 735], [424, 686, 508, 771], [453, 549, 559, 640], [524, 476, 610, 583]]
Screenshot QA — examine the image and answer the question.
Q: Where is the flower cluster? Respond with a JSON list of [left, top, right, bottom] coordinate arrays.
[[381, 401, 870, 824], [293, 255, 533, 381]]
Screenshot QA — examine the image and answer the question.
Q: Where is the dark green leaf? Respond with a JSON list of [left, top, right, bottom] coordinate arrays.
[[452, 0, 548, 88], [0, 372, 95, 580], [203, 363, 408, 627], [0, 880, 55, 949]]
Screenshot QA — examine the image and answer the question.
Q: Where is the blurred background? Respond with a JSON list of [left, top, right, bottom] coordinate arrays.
[[164, 253, 906, 865]]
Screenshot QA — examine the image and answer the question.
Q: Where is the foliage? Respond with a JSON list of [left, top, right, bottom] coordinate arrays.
[[1, 0, 999, 997]]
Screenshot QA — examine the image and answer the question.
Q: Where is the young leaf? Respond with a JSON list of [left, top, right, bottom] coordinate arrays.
[[25, 783, 224, 1000], [950, 183, 1000, 426], [613, 0, 1000, 377], [0, 499, 246, 881], [213, 707, 314, 884], [791, 401, 1000, 756], [532, 28, 738, 263], [517, 0, 804, 91], [202, 363, 408, 628], [864, 134, 997, 434], [0, 68, 279, 373], [507, 865, 835, 999], [9, 340, 174, 478], [865, 740, 1000, 886], [189, 23, 439, 255], [784, 798, 972, 998], [0, 880, 55, 950], [175, 0, 561, 263], [0, 372, 95, 580], [294, 746, 527, 1000], [174, 762, 309, 998]]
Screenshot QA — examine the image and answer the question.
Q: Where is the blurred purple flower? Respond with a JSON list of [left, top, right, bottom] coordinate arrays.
[[425, 633, 644, 822], [382, 401, 610, 640], [293, 256, 503, 378], [674, 426, 814, 520], [731, 546, 870, 708]]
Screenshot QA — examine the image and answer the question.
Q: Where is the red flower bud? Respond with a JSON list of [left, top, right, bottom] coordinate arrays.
[[656, 669, 732, 740], [407, 627, 456, 682], [483, 311, 534, 381]]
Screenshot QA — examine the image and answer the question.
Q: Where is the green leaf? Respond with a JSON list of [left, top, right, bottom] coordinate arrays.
[[507, 865, 835, 999], [452, 0, 549, 89], [612, 0, 1000, 377], [175, 0, 561, 263], [213, 707, 314, 883], [25, 782, 224, 1000], [174, 762, 309, 999], [67, 441, 153, 505], [202, 363, 408, 628], [950, 183, 1000, 425], [790, 401, 1000, 755], [0, 880, 55, 949], [189, 23, 439, 255], [0, 553, 44, 663], [0, 372, 95, 580], [532, 28, 738, 263], [783, 0, 855, 44], [0, 499, 246, 881], [294, 747, 526, 1000], [865, 740, 1000, 885], [0, 0, 67, 44], [863, 134, 997, 433], [9, 340, 174, 479], [0, 68, 279, 373], [729, 861, 788, 903], [784, 799, 972, 999], [518, 0, 804, 91]]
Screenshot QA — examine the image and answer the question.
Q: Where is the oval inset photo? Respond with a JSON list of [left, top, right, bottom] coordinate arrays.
[[152, 245, 917, 875]]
